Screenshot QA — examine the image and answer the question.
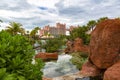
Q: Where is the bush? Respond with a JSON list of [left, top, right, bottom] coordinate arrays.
[[70, 52, 88, 70], [0, 31, 44, 80]]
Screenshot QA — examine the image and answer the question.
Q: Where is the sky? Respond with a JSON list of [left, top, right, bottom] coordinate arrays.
[[0, 0, 120, 31]]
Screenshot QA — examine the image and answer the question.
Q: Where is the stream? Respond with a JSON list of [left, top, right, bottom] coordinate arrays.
[[43, 54, 79, 78]]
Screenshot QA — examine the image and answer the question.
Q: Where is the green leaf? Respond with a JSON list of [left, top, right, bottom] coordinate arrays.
[[0, 58, 6, 63], [0, 68, 6, 79], [17, 76, 26, 80], [3, 74, 16, 80]]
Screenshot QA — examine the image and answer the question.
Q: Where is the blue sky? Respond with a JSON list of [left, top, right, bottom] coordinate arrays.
[[0, 0, 120, 31]]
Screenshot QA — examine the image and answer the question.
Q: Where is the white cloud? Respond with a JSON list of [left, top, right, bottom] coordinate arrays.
[[0, 0, 120, 31], [27, 0, 60, 9]]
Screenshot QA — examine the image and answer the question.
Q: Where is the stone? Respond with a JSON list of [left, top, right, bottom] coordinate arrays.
[[80, 61, 101, 77], [103, 60, 120, 80], [64, 38, 89, 54], [35, 52, 58, 61], [73, 38, 89, 53], [64, 40, 74, 54], [89, 19, 120, 69]]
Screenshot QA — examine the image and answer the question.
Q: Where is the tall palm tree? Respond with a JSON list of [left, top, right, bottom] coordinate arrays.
[[6, 22, 25, 35]]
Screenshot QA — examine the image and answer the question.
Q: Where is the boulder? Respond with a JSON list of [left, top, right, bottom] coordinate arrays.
[[103, 60, 120, 80], [89, 19, 120, 69], [80, 61, 101, 77], [64, 38, 89, 54], [73, 38, 89, 53], [35, 52, 58, 61]]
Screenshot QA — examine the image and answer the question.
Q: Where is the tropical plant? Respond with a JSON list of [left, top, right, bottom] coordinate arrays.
[[70, 52, 88, 70], [0, 31, 44, 80], [69, 26, 90, 45], [30, 27, 40, 40], [41, 35, 66, 53], [97, 17, 108, 23], [6, 22, 25, 35], [87, 20, 97, 31]]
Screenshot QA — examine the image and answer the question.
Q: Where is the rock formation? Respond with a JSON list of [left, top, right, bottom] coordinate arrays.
[[81, 19, 120, 80], [104, 60, 120, 80], [35, 52, 58, 61], [73, 38, 89, 53], [64, 38, 89, 54], [89, 19, 120, 69]]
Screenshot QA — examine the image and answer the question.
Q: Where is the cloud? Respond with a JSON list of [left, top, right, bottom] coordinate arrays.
[[0, 0, 120, 31]]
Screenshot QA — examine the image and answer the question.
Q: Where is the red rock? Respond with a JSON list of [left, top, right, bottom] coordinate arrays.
[[80, 61, 101, 77], [73, 38, 89, 53], [103, 60, 120, 80], [35, 52, 58, 61], [64, 38, 89, 54], [89, 19, 120, 69]]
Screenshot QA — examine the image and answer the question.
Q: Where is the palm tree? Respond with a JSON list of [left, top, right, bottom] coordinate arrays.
[[30, 27, 40, 40], [87, 20, 97, 31], [6, 22, 25, 35]]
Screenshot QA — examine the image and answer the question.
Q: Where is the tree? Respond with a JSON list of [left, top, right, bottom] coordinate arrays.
[[97, 17, 108, 23], [69, 26, 90, 45], [6, 22, 25, 35], [87, 20, 97, 31], [30, 27, 40, 40]]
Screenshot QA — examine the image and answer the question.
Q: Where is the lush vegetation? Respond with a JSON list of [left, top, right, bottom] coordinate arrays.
[[70, 52, 88, 70], [0, 31, 44, 80], [41, 35, 67, 53], [68, 26, 90, 45]]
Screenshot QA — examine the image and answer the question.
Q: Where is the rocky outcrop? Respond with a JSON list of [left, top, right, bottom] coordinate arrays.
[[80, 19, 120, 79], [73, 38, 89, 53], [64, 38, 89, 54], [103, 60, 120, 80], [89, 19, 120, 69], [35, 53, 58, 61], [80, 61, 101, 77]]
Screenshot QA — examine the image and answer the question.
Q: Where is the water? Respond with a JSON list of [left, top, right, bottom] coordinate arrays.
[[43, 54, 79, 78]]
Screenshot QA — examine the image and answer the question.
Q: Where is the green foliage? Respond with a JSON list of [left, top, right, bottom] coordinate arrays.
[[70, 52, 88, 70], [41, 35, 67, 53], [0, 31, 44, 80], [6, 22, 25, 35], [69, 26, 90, 45]]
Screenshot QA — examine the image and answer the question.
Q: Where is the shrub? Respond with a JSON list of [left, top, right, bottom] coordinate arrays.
[[0, 31, 44, 80], [70, 52, 88, 70]]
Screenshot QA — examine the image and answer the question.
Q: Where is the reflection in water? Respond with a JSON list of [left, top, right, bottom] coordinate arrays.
[[43, 54, 79, 78]]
